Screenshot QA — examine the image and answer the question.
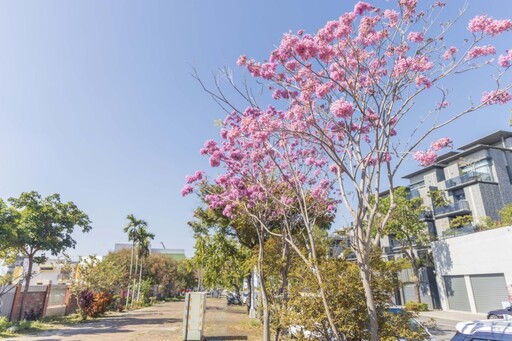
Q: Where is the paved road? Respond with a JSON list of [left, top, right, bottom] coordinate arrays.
[[8, 301, 184, 341], [418, 310, 486, 341]]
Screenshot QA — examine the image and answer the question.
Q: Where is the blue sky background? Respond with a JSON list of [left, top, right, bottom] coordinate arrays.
[[0, 1, 511, 258]]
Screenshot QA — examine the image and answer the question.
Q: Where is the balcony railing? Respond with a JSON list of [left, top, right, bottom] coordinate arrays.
[[445, 171, 493, 189], [440, 224, 476, 240], [434, 200, 470, 216]]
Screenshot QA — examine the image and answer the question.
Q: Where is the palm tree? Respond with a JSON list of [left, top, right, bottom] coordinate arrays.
[[135, 226, 154, 302], [123, 214, 148, 308]]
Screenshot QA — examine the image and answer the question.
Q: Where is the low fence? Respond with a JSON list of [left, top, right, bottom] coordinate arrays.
[[0, 283, 77, 321]]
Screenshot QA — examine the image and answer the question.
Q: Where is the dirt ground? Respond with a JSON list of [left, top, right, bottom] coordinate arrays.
[[7, 297, 261, 341]]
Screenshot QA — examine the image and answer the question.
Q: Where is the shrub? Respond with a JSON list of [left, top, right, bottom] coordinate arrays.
[[405, 301, 428, 312], [499, 204, 512, 226], [78, 290, 112, 318], [0, 316, 10, 332], [78, 289, 94, 320], [89, 292, 112, 316], [449, 215, 473, 228]]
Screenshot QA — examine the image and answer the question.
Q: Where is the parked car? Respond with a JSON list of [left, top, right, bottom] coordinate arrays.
[[451, 320, 512, 340], [488, 305, 512, 320]]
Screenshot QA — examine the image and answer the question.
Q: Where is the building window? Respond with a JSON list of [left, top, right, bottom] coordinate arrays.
[[452, 189, 466, 202], [460, 159, 492, 179]]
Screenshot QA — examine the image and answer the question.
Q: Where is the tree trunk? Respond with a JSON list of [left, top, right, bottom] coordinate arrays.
[[126, 242, 135, 309], [357, 256, 379, 341], [246, 273, 252, 314], [137, 258, 143, 302], [405, 247, 422, 303], [18, 254, 34, 321], [411, 254, 422, 303], [131, 253, 138, 307], [274, 235, 291, 341], [256, 227, 270, 341]]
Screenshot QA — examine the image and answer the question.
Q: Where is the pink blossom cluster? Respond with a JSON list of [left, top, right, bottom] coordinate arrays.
[[498, 50, 512, 67], [185, 170, 204, 184], [413, 137, 454, 167], [398, 0, 417, 19], [442, 46, 458, 60], [413, 150, 438, 167], [468, 15, 512, 36], [330, 99, 354, 118], [415, 75, 432, 88], [181, 185, 194, 197], [430, 137, 453, 151], [466, 45, 496, 60], [383, 9, 399, 27], [407, 32, 424, 43], [481, 90, 512, 105], [354, 1, 375, 16]]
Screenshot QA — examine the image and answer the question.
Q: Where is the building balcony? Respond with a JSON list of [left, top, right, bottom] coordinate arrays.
[[440, 224, 476, 240], [419, 210, 434, 221], [444, 171, 494, 190], [434, 200, 471, 218]]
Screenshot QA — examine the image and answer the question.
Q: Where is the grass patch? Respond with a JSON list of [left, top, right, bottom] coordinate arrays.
[[0, 319, 52, 338]]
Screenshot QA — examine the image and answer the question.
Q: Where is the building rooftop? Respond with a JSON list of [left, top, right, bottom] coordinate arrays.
[[457, 130, 512, 151], [113, 243, 186, 260], [402, 131, 512, 179]]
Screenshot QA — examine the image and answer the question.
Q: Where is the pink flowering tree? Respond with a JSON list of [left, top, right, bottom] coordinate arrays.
[[187, 1, 512, 340], [184, 111, 339, 339]]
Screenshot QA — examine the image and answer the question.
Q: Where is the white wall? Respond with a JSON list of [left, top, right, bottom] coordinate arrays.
[[432, 226, 512, 311]]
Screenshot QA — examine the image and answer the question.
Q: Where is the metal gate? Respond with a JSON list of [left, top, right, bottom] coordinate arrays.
[[444, 275, 471, 311], [470, 274, 508, 313], [402, 282, 434, 309]]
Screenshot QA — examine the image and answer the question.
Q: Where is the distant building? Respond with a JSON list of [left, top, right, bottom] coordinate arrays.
[[113, 243, 186, 261]]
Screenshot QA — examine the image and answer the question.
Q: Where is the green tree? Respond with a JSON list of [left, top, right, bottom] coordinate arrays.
[[175, 258, 198, 294], [134, 225, 154, 302], [1, 192, 91, 320], [123, 214, 148, 307], [145, 253, 178, 298], [284, 253, 426, 341], [381, 187, 430, 303], [499, 203, 512, 226], [75, 254, 128, 294]]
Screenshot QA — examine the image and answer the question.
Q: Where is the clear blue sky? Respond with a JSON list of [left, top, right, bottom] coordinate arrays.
[[0, 1, 511, 258]]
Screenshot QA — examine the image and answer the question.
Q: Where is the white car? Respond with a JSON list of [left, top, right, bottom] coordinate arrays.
[[451, 320, 512, 340]]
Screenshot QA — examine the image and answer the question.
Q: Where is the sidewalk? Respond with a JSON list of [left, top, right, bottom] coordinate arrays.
[[419, 309, 487, 323]]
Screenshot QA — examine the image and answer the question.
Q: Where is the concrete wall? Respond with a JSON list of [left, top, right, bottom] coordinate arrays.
[[432, 226, 512, 312]]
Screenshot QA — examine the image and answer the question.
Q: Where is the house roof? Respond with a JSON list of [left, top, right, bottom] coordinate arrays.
[[457, 130, 512, 150]]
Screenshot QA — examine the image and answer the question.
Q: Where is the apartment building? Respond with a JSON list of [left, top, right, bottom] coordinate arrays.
[[402, 130, 512, 236], [377, 131, 512, 308]]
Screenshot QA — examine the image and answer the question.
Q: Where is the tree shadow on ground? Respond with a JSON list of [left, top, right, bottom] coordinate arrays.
[[31, 317, 181, 339], [204, 337, 248, 340]]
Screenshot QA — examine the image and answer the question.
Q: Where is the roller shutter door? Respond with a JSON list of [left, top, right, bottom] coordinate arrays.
[[470, 274, 508, 313], [444, 276, 471, 311]]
